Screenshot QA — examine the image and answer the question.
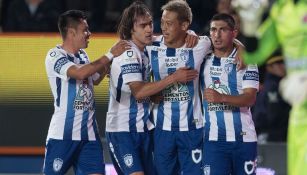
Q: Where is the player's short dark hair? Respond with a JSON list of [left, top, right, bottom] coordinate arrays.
[[211, 13, 236, 30], [117, 1, 152, 40], [161, 0, 192, 24], [58, 10, 87, 39]]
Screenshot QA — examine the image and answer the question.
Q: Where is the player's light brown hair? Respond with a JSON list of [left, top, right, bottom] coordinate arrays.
[[161, 0, 193, 24]]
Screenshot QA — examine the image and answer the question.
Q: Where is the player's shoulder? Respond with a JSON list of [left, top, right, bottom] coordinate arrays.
[[198, 35, 211, 46], [46, 45, 67, 60], [118, 43, 140, 63]]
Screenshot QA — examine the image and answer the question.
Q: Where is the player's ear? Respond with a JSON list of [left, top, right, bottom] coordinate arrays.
[[232, 29, 238, 38], [181, 21, 189, 31], [67, 28, 76, 37]]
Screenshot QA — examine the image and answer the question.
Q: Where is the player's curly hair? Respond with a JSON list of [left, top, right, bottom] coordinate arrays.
[[117, 1, 152, 40]]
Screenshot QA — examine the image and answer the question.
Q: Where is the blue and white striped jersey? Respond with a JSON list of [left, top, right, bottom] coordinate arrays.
[[45, 45, 100, 141], [106, 41, 154, 132], [200, 48, 259, 142], [146, 36, 212, 131]]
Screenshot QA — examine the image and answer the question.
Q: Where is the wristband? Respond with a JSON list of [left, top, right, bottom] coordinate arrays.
[[105, 51, 114, 61]]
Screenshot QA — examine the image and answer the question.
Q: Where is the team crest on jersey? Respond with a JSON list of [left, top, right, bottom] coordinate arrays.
[[203, 165, 210, 175], [127, 50, 134, 57], [224, 63, 233, 74], [123, 154, 133, 168], [244, 160, 256, 175], [192, 149, 202, 163], [179, 49, 189, 62], [53, 158, 63, 172], [163, 82, 190, 102], [50, 51, 56, 57]]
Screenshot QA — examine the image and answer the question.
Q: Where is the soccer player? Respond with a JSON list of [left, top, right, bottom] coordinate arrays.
[[236, 0, 307, 174], [105, 2, 199, 175], [43, 10, 129, 175], [201, 13, 259, 175], [145, 1, 212, 174]]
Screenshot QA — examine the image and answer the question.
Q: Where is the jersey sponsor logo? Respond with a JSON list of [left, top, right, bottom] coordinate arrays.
[[53, 158, 63, 172], [136, 97, 151, 103], [54, 57, 69, 74], [244, 160, 257, 175], [243, 71, 259, 81], [209, 66, 223, 77], [121, 63, 141, 74], [74, 80, 94, 111], [123, 154, 133, 168], [163, 83, 190, 102], [203, 165, 210, 175], [192, 149, 202, 163], [165, 57, 179, 67], [207, 80, 237, 111]]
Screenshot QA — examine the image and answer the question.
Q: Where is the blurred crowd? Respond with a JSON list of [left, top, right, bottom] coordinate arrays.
[[0, 0, 274, 34], [0, 0, 290, 143]]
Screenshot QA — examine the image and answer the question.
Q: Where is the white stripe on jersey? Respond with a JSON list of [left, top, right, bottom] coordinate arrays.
[[202, 48, 259, 142], [106, 41, 154, 132], [146, 36, 212, 131], [45, 45, 99, 141]]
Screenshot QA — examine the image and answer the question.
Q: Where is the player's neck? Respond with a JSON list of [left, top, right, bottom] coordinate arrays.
[[164, 35, 186, 48], [132, 39, 145, 51], [62, 41, 79, 54], [214, 46, 234, 58]]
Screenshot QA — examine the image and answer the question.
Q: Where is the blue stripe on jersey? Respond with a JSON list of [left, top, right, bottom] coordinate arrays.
[[166, 48, 175, 57], [56, 77, 61, 107], [81, 110, 89, 140], [92, 112, 99, 140], [63, 78, 76, 140], [129, 95, 137, 131], [150, 50, 164, 129], [228, 63, 243, 142], [187, 50, 196, 130], [152, 41, 161, 46], [143, 102, 150, 132], [211, 59, 226, 141], [116, 73, 123, 103]]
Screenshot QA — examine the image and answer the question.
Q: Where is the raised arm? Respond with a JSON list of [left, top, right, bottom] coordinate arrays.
[[67, 40, 130, 80]]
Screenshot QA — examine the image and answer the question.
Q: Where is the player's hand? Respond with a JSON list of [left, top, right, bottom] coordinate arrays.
[[185, 30, 199, 48], [204, 88, 224, 103], [110, 40, 131, 57], [279, 71, 307, 105], [172, 67, 198, 83]]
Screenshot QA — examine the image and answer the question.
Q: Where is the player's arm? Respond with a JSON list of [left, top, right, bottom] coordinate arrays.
[[204, 88, 257, 107], [129, 67, 198, 100], [67, 40, 130, 80]]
